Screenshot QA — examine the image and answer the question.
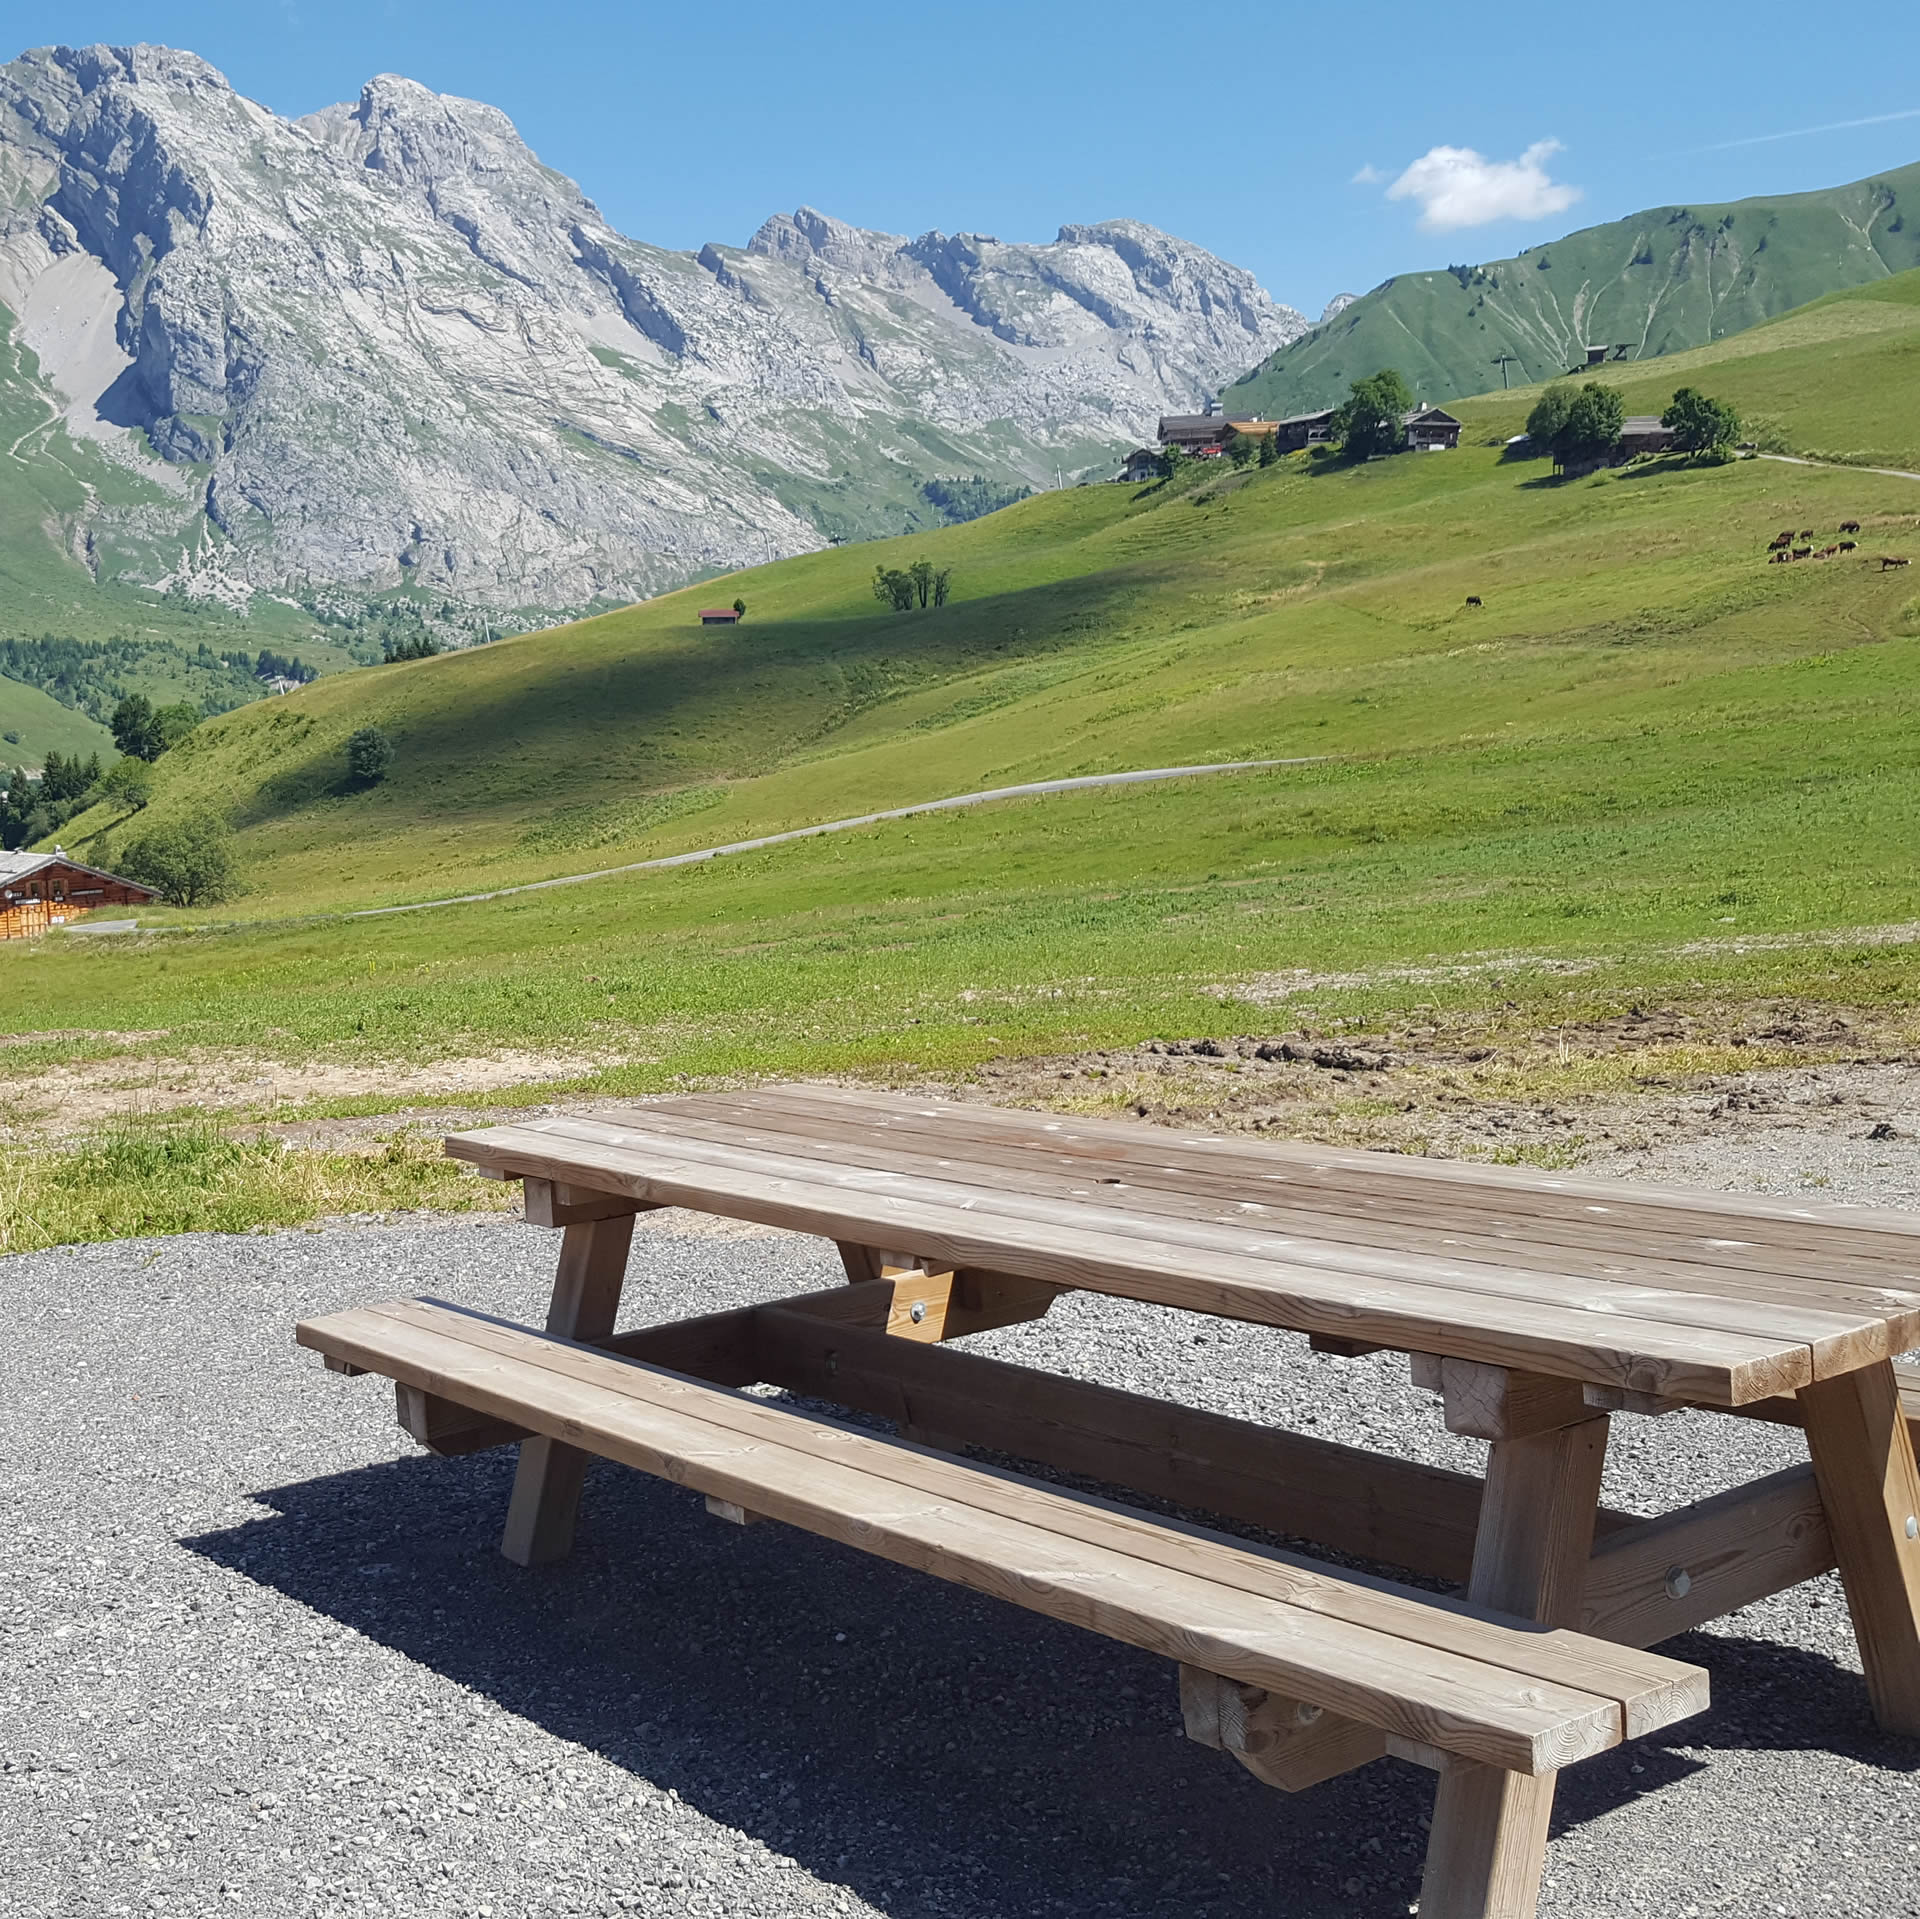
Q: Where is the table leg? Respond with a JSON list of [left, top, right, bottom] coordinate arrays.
[[500, 1213, 637, 1567], [1800, 1358, 1920, 1735], [1421, 1411, 1610, 1919]]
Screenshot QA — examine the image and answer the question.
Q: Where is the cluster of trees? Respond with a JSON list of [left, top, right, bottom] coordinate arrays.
[[1333, 369, 1416, 459], [921, 476, 1031, 525], [248, 649, 318, 683], [1526, 382, 1742, 471], [115, 814, 237, 906], [0, 751, 154, 850], [383, 631, 442, 662], [111, 694, 202, 761], [1524, 383, 1628, 470], [0, 634, 265, 725], [872, 559, 952, 611]]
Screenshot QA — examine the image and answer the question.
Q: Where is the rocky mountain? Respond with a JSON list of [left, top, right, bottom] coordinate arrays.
[[0, 44, 1307, 622], [1229, 161, 1920, 420]]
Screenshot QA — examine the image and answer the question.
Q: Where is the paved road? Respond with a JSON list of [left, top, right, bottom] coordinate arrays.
[[349, 759, 1320, 920]]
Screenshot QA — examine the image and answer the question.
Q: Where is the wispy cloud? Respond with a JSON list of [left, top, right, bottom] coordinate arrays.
[[1690, 106, 1920, 153], [1382, 139, 1582, 232], [1351, 163, 1388, 186]]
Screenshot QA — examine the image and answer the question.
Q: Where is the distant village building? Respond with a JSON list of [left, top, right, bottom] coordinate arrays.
[[1269, 409, 1339, 452], [1404, 407, 1463, 451], [1617, 416, 1678, 457], [1119, 447, 1162, 483], [698, 607, 742, 626], [1156, 411, 1233, 452], [0, 849, 157, 940]]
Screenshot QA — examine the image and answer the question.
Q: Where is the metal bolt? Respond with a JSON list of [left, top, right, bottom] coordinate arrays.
[[909, 1301, 927, 1324], [1906, 1515, 1918, 1541], [1664, 1567, 1693, 1600]]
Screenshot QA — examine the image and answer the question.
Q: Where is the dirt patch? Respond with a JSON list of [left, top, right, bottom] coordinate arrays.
[[0, 1046, 612, 1139]]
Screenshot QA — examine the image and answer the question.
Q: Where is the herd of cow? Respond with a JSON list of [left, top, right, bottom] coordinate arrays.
[[1767, 519, 1911, 567]]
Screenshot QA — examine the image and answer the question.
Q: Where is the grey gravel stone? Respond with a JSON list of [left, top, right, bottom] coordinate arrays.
[[3, 1193, 1918, 1919]]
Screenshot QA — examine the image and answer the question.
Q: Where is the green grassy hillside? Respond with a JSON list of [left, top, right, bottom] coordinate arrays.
[[4, 269, 1919, 1131], [0, 676, 112, 764], [1229, 160, 1920, 418]]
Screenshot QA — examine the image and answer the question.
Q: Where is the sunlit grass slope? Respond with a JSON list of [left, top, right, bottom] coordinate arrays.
[[45, 271, 1920, 924]]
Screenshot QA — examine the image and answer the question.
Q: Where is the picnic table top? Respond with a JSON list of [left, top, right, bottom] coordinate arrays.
[[445, 1085, 1920, 1410]]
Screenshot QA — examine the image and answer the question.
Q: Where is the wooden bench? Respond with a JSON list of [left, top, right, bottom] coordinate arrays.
[[299, 1293, 1708, 1919]]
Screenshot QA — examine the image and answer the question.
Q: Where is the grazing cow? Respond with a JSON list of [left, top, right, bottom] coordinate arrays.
[[1465, 595, 1482, 607], [1768, 534, 1793, 550], [1817, 546, 1838, 558], [1768, 551, 1789, 564], [1839, 540, 1858, 552], [1799, 529, 1817, 539], [1778, 529, 1797, 541], [1882, 556, 1912, 569], [1793, 547, 1813, 560], [1840, 520, 1861, 534]]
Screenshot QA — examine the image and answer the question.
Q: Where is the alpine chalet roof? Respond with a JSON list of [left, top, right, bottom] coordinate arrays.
[[0, 849, 155, 893]]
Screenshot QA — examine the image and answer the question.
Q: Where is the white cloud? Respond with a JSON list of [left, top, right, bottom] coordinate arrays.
[[1383, 139, 1582, 232], [1351, 163, 1388, 186]]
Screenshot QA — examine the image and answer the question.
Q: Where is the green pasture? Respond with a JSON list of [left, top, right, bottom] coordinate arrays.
[[3, 272, 1919, 1144]]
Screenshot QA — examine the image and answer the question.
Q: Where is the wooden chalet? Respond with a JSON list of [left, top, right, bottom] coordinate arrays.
[[1403, 406, 1463, 451], [1156, 412, 1231, 452], [1119, 447, 1162, 483], [0, 849, 156, 940], [1618, 415, 1678, 456], [1270, 409, 1339, 451]]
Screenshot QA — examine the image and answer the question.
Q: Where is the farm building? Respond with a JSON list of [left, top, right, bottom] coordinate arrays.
[[1269, 409, 1339, 451], [1618, 416, 1679, 457], [1404, 407, 1463, 451], [1119, 447, 1161, 483], [698, 607, 741, 626], [0, 849, 156, 940], [1156, 412, 1232, 452]]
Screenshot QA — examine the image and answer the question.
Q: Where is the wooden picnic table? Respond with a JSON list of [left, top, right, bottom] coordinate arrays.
[[298, 1085, 1920, 1919]]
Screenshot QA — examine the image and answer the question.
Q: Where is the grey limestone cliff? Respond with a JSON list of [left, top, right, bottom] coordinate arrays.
[[0, 44, 1307, 618]]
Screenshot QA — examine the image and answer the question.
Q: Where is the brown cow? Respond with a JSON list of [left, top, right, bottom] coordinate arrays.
[[1768, 534, 1793, 550], [1838, 540, 1858, 552], [1882, 556, 1912, 569], [1793, 547, 1813, 560], [1817, 546, 1838, 558], [1768, 551, 1789, 564], [1800, 529, 1817, 539], [1840, 520, 1861, 534]]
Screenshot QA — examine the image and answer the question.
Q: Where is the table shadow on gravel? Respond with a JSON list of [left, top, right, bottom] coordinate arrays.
[[183, 1445, 1908, 1919]]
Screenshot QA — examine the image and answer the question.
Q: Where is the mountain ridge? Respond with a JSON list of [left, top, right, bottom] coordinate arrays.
[[1228, 161, 1920, 417], [0, 43, 1307, 623]]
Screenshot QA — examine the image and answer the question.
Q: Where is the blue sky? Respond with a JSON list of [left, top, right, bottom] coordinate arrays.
[[5, 0, 1920, 314]]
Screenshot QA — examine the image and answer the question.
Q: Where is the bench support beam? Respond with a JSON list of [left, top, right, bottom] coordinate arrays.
[[501, 1212, 637, 1566], [1422, 1407, 1609, 1919], [1801, 1358, 1920, 1735]]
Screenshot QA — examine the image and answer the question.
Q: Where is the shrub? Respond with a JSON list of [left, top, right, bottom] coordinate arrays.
[[345, 726, 395, 786], [117, 813, 238, 906]]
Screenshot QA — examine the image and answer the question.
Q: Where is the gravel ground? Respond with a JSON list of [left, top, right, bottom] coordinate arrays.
[[6, 1133, 1920, 1919]]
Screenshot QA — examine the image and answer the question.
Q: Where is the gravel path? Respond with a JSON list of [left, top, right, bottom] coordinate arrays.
[[5, 1169, 1920, 1918]]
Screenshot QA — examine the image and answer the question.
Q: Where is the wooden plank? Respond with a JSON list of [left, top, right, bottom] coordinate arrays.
[[771, 1272, 1063, 1343], [305, 1297, 1707, 1756], [1419, 1405, 1609, 1919], [1707, 1363, 1920, 1456], [499, 1212, 636, 1566], [752, 1297, 1502, 1580], [677, 1087, 1920, 1283], [443, 1119, 1813, 1404], [602, 1305, 763, 1387], [1581, 1466, 1835, 1647], [503, 1114, 1894, 1373], [663, 1089, 1920, 1314], [298, 1304, 1624, 1772], [1800, 1359, 1920, 1735], [721, 1084, 1920, 1253]]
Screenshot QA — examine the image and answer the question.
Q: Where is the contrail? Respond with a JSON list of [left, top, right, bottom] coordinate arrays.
[[1689, 106, 1920, 154]]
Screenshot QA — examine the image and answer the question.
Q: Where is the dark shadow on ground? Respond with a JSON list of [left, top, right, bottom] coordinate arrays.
[[183, 1446, 1912, 1919]]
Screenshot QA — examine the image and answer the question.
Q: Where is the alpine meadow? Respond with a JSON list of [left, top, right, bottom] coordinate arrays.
[[1, 266, 1917, 1249]]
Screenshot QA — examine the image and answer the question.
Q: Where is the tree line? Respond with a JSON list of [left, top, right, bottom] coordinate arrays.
[[873, 559, 953, 611], [1525, 382, 1741, 471]]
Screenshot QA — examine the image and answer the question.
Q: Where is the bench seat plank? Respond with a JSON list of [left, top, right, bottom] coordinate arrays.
[[445, 1118, 1813, 1404], [297, 1297, 1706, 1774]]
